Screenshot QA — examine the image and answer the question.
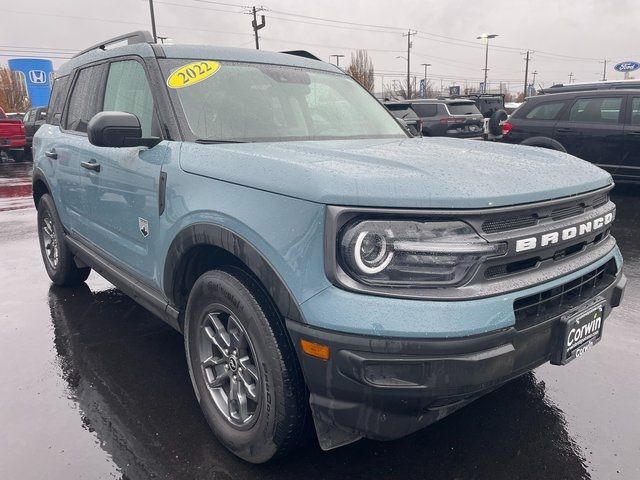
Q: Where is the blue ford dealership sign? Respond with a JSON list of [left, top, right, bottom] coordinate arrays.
[[614, 61, 640, 73], [7, 58, 54, 108]]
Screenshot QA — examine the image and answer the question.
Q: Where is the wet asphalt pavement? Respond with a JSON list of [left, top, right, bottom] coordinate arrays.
[[0, 162, 638, 480]]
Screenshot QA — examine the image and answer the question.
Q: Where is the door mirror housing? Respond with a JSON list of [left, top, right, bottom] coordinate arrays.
[[87, 111, 160, 148], [407, 124, 421, 137]]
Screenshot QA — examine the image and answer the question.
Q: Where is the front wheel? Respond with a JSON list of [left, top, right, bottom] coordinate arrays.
[[37, 194, 91, 286], [184, 269, 308, 463]]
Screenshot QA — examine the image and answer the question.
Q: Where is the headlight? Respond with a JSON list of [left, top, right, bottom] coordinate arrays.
[[338, 220, 506, 287]]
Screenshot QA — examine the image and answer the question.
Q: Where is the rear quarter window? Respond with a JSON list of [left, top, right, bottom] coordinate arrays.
[[411, 104, 438, 117], [447, 103, 481, 115], [524, 101, 566, 120], [47, 76, 70, 125]]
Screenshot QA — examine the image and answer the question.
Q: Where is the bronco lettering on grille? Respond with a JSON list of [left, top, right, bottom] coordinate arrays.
[[515, 211, 614, 253]]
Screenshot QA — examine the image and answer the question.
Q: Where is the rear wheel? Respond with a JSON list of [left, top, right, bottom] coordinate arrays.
[[184, 269, 308, 463], [37, 194, 91, 286]]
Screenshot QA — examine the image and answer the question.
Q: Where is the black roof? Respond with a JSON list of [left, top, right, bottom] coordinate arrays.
[[384, 98, 476, 105], [543, 80, 640, 94], [525, 88, 640, 102]]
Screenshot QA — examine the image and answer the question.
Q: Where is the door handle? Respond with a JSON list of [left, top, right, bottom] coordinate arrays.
[[625, 131, 640, 136], [556, 128, 573, 133], [44, 149, 58, 159], [81, 160, 101, 172]]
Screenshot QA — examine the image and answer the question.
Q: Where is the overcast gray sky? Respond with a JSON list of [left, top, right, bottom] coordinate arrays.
[[1, 0, 639, 93]]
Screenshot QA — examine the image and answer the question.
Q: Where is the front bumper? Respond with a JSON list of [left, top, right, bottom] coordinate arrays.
[[288, 267, 626, 450]]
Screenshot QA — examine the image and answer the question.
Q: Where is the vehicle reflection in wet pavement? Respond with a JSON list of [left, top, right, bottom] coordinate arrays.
[[0, 163, 638, 479]]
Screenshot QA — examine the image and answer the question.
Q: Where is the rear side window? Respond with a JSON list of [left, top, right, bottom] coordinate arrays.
[[103, 60, 155, 137], [569, 97, 622, 124], [411, 104, 438, 117], [447, 103, 481, 115], [630, 98, 640, 125], [47, 76, 69, 125], [525, 101, 565, 120], [65, 65, 104, 133]]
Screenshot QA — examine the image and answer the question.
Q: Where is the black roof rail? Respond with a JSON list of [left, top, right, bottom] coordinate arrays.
[[73, 31, 154, 58], [279, 50, 321, 61]]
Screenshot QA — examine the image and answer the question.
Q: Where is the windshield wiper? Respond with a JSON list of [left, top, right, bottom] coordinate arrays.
[[195, 139, 247, 144]]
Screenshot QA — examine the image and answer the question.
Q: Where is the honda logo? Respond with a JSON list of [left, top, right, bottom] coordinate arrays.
[[28, 70, 47, 84]]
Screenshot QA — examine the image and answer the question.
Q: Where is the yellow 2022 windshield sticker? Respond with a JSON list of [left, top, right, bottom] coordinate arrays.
[[167, 61, 220, 89]]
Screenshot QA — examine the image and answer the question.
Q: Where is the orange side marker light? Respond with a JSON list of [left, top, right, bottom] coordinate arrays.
[[300, 339, 330, 361]]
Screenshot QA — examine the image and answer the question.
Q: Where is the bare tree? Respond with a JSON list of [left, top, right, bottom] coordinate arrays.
[[384, 79, 425, 100], [0, 68, 30, 112], [346, 50, 375, 92]]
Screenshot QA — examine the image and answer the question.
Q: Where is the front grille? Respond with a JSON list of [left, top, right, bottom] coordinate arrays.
[[513, 258, 617, 330], [481, 192, 609, 234], [485, 228, 611, 279], [482, 215, 537, 234]]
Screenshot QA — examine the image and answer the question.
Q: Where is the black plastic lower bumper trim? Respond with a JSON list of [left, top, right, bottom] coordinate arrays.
[[287, 270, 626, 446]]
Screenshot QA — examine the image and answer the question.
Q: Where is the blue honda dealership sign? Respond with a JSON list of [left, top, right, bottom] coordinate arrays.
[[8, 58, 54, 108]]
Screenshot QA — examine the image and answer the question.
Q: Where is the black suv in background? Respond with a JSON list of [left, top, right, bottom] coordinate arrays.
[[501, 89, 640, 182], [385, 99, 484, 138], [22, 107, 47, 152]]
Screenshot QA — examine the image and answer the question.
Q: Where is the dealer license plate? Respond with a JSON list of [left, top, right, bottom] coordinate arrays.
[[556, 302, 605, 365]]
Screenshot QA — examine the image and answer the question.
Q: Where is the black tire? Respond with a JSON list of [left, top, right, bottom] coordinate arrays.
[[184, 269, 308, 463], [37, 194, 91, 286]]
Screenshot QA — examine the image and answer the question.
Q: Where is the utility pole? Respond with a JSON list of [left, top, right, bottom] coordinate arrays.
[[250, 6, 266, 50], [421, 63, 431, 98], [600, 59, 609, 81], [531, 70, 538, 87], [568, 72, 575, 83], [402, 30, 417, 98], [330, 54, 345, 67], [522, 50, 532, 98], [148, 0, 157, 43]]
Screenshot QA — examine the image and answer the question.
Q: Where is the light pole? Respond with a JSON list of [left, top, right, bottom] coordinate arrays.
[[421, 63, 431, 97], [477, 33, 498, 93], [148, 0, 157, 43], [330, 54, 345, 67]]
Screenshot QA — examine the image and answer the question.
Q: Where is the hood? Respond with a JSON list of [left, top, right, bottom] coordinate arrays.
[[179, 137, 613, 209]]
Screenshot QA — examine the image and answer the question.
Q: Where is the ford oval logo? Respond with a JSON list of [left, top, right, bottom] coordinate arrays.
[[614, 61, 640, 72]]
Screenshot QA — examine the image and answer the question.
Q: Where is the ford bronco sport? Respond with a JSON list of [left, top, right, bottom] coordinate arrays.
[[33, 32, 626, 463]]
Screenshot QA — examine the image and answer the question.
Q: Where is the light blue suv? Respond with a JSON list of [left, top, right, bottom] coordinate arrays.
[[33, 31, 626, 463]]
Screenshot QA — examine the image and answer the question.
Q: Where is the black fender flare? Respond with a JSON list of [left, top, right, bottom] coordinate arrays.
[[163, 223, 306, 324], [520, 136, 567, 153], [32, 167, 53, 207]]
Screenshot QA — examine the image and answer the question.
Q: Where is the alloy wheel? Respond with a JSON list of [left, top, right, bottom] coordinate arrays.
[[41, 212, 59, 269], [198, 305, 261, 427]]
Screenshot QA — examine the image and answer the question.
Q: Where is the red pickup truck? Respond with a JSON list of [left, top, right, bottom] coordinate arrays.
[[0, 106, 26, 161]]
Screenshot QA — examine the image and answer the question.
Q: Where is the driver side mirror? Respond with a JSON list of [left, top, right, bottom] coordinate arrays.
[[407, 124, 421, 137], [87, 111, 160, 148]]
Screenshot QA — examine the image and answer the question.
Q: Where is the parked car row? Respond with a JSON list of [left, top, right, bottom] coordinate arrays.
[[501, 89, 640, 183], [0, 107, 26, 161], [383, 86, 640, 183], [385, 98, 484, 138], [0, 106, 46, 161]]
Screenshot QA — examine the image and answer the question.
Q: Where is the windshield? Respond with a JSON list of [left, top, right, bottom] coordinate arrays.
[[161, 59, 406, 143]]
